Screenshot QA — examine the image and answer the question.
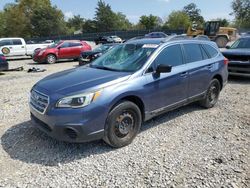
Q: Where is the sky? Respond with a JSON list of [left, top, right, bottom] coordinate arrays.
[[0, 0, 234, 23]]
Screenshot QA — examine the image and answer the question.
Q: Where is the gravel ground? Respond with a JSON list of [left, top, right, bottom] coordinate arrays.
[[0, 59, 249, 188]]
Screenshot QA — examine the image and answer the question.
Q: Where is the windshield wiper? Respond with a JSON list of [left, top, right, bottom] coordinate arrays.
[[90, 65, 119, 71]]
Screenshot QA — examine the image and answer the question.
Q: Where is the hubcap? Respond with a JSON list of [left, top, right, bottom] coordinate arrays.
[[48, 56, 55, 63], [208, 85, 218, 103], [115, 112, 134, 138]]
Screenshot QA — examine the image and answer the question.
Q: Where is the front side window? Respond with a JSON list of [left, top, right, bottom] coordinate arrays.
[[183, 43, 203, 63], [0, 40, 13, 47], [60, 42, 70, 48], [153, 44, 183, 67], [91, 43, 157, 72]]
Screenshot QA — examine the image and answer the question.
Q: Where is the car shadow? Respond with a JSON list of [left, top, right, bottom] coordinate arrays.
[[7, 57, 31, 61], [27, 59, 77, 65], [1, 103, 203, 166], [228, 75, 250, 85]]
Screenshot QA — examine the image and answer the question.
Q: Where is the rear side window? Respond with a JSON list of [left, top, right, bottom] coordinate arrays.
[[12, 39, 22, 45], [202, 44, 218, 58], [70, 42, 82, 47], [153, 44, 183, 67], [183, 43, 203, 63], [200, 45, 209, 59]]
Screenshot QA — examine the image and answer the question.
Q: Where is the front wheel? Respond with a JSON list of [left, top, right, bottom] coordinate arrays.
[[199, 79, 221, 108], [46, 54, 56, 64], [103, 101, 142, 148], [215, 36, 228, 48]]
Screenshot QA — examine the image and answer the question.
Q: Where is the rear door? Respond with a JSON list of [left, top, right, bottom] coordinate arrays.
[[183, 43, 214, 98], [69, 42, 83, 58], [144, 44, 189, 112]]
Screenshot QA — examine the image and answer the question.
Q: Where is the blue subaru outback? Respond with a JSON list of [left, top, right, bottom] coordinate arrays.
[[30, 38, 228, 147]]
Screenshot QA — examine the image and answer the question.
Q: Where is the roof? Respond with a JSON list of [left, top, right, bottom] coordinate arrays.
[[125, 36, 217, 49], [125, 38, 165, 45]]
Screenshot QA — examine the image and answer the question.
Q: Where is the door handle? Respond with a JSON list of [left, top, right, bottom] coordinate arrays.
[[21, 46, 24, 48], [180, 72, 188, 77], [207, 64, 213, 69], [9, 47, 13, 49]]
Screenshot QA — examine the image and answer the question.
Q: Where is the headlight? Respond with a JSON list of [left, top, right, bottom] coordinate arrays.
[[56, 90, 101, 108], [38, 50, 45, 56]]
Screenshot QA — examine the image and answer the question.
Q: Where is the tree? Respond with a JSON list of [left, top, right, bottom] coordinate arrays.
[[94, 0, 117, 31], [0, 0, 69, 37], [165, 11, 191, 30], [183, 3, 204, 26], [231, 0, 250, 28], [139, 14, 159, 29], [115, 12, 132, 30], [216, 18, 230, 27], [82, 19, 97, 33], [30, 5, 69, 37], [67, 15, 85, 32]]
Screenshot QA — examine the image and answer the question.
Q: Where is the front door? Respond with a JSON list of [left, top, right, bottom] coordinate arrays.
[[144, 44, 189, 113], [57, 42, 72, 59]]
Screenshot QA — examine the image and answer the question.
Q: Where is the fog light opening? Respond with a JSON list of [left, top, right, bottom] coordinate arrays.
[[64, 128, 78, 139]]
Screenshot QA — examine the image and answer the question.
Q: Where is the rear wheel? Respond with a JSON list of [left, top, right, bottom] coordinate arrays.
[[199, 79, 221, 108], [215, 36, 228, 48], [46, 54, 56, 64], [103, 101, 142, 148]]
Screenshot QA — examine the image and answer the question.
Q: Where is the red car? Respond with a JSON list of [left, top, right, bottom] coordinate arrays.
[[33, 40, 92, 64]]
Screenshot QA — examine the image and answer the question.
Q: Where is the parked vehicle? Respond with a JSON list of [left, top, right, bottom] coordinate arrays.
[[0, 38, 53, 57], [33, 40, 92, 64], [30, 38, 228, 147], [0, 54, 8, 71], [94, 36, 122, 45], [145, 32, 168, 38], [222, 36, 250, 77], [187, 21, 237, 48], [79, 43, 119, 66], [194, 35, 210, 41]]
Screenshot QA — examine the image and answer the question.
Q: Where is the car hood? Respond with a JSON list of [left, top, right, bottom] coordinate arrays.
[[222, 49, 250, 56], [35, 66, 131, 95]]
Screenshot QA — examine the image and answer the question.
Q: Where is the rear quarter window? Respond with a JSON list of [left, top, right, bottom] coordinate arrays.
[[202, 44, 218, 58], [183, 43, 203, 63]]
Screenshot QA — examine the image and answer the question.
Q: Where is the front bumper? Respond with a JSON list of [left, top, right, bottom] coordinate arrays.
[[228, 61, 250, 77], [33, 54, 46, 63], [30, 101, 107, 143]]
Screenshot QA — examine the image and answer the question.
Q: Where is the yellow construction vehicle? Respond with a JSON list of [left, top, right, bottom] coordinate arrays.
[[187, 21, 237, 48]]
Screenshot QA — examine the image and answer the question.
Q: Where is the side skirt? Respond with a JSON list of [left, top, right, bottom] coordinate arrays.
[[144, 92, 206, 121]]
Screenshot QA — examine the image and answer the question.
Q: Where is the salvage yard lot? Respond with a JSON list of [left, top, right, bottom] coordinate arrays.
[[0, 59, 249, 187]]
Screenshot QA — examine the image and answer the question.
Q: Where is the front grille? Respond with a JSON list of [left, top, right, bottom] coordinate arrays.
[[30, 90, 49, 114]]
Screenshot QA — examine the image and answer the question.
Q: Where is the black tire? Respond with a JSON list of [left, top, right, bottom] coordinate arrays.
[[199, 79, 221, 108], [46, 54, 56, 64], [215, 36, 228, 48], [103, 101, 142, 148]]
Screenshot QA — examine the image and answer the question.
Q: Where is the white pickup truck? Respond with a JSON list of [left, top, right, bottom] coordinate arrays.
[[0, 38, 53, 57]]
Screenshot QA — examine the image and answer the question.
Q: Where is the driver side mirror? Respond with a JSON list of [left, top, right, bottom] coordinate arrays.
[[57, 46, 61, 50], [225, 45, 230, 49], [156, 64, 172, 74]]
